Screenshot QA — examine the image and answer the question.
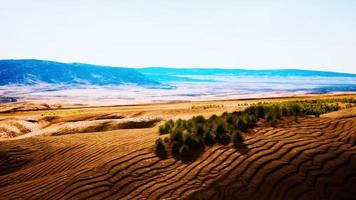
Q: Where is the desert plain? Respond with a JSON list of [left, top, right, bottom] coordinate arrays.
[[0, 93, 356, 200]]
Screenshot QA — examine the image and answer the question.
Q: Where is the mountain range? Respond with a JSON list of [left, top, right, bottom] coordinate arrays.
[[0, 59, 355, 86], [0, 59, 158, 86], [136, 67, 356, 81]]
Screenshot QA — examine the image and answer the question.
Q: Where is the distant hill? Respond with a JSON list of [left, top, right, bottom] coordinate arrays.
[[0, 59, 159, 86], [137, 67, 356, 80], [1, 60, 355, 86]]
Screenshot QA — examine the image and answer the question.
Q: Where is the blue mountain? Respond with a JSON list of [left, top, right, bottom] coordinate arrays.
[[137, 67, 356, 78], [1, 60, 355, 86], [0, 59, 159, 86]]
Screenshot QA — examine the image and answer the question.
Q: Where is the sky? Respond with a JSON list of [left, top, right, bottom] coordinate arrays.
[[1, 0, 356, 73]]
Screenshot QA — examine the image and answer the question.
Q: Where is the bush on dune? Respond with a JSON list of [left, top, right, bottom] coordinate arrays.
[[155, 98, 354, 161], [155, 138, 167, 159], [158, 119, 174, 135], [214, 120, 230, 145], [203, 131, 215, 146], [232, 131, 244, 148]]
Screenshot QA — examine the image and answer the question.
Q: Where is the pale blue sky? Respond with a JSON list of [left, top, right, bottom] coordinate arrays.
[[1, 0, 356, 73]]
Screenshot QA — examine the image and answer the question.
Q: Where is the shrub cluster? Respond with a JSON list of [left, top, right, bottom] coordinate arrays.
[[191, 104, 224, 110], [156, 98, 353, 161], [246, 101, 340, 125], [157, 112, 252, 161], [299, 98, 356, 104]]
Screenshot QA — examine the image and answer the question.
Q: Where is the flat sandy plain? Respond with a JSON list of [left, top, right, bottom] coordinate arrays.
[[0, 93, 355, 200]]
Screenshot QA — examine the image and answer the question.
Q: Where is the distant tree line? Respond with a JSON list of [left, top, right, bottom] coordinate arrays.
[[155, 98, 355, 161], [191, 104, 224, 110]]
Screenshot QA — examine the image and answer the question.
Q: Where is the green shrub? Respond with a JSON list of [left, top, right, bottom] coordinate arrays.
[[226, 114, 236, 125], [209, 114, 218, 122], [195, 125, 206, 137], [265, 112, 277, 127], [163, 137, 170, 143], [159, 119, 174, 135], [171, 141, 180, 158], [214, 121, 230, 145], [193, 115, 205, 124], [170, 128, 184, 144], [315, 111, 321, 117], [159, 125, 167, 135], [179, 144, 190, 159], [203, 132, 215, 146], [155, 138, 167, 159], [183, 134, 204, 153], [232, 131, 244, 148]]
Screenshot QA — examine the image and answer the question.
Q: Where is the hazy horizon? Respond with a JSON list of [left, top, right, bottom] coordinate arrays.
[[2, 0, 356, 74]]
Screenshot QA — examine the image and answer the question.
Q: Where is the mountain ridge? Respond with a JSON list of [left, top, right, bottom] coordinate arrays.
[[136, 67, 356, 77], [0, 59, 159, 86], [1, 59, 355, 86]]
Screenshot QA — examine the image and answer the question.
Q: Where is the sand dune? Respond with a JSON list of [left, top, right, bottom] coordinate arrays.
[[0, 94, 355, 199], [0, 113, 160, 139], [31, 117, 161, 137], [0, 119, 40, 138], [0, 103, 64, 113], [322, 107, 356, 119]]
